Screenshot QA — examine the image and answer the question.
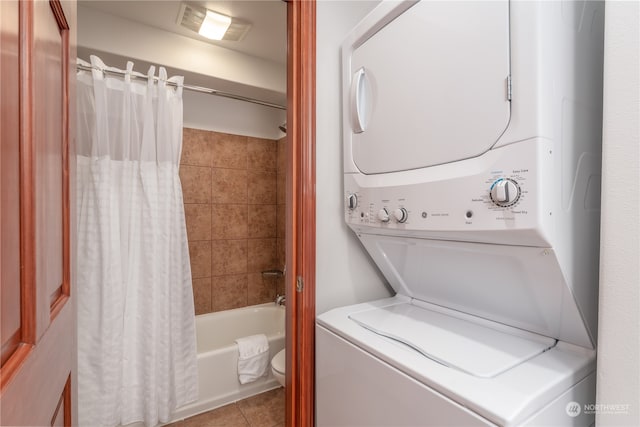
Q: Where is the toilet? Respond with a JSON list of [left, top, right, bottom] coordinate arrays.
[[270, 349, 286, 387]]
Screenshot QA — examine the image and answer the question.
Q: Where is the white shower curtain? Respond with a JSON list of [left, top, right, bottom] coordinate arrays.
[[76, 56, 198, 427]]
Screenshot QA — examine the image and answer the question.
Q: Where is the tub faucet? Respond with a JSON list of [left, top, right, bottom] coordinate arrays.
[[275, 294, 286, 306]]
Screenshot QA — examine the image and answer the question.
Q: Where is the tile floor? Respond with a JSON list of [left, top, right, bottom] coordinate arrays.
[[167, 388, 285, 427]]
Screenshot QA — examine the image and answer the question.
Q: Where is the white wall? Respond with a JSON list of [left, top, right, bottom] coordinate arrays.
[[77, 5, 285, 102], [77, 4, 286, 140], [316, 0, 392, 315], [183, 90, 285, 140], [596, 1, 640, 425]]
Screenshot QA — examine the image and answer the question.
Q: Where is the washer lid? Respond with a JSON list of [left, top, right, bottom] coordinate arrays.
[[358, 234, 594, 349], [346, 0, 511, 174], [349, 303, 556, 378]]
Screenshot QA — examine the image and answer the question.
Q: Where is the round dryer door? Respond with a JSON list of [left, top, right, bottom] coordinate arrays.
[[348, 0, 511, 174]]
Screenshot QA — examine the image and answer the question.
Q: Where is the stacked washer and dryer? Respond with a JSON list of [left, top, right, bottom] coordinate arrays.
[[317, 1, 604, 425]]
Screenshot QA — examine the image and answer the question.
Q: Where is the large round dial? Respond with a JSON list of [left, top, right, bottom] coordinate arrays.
[[490, 178, 521, 207], [393, 208, 408, 223]]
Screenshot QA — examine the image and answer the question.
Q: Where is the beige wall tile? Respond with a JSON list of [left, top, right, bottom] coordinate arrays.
[[212, 274, 248, 312], [277, 137, 287, 205], [212, 168, 248, 204], [212, 204, 247, 239], [211, 239, 248, 276], [247, 273, 277, 305], [181, 129, 284, 313], [192, 277, 212, 315], [184, 203, 212, 241], [182, 128, 213, 167], [277, 137, 287, 172], [276, 238, 285, 268], [188, 240, 212, 279], [248, 170, 276, 205], [248, 137, 277, 171], [248, 205, 277, 239], [276, 204, 285, 239], [212, 132, 247, 169], [180, 165, 212, 204], [276, 171, 286, 206], [247, 238, 277, 273]]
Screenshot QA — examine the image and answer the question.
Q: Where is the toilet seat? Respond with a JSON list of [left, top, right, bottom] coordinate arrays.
[[271, 349, 286, 375]]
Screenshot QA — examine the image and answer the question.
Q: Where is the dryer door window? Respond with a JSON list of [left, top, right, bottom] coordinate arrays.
[[349, 0, 511, 174]]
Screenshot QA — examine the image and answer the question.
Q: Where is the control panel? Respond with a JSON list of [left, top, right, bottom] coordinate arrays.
[[344, 140, 553, 246]]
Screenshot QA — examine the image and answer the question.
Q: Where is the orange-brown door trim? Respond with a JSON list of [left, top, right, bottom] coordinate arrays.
[[19, 0, 37, 348], [285, 0, 316, 425], [49, 0, 71, 321]]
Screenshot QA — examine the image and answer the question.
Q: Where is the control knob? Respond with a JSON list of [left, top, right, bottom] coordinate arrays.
[[346, 193, 358, 210], [393, 208, 408, 223], [490, 178, 521, 207], [377, 208, 390, 223]]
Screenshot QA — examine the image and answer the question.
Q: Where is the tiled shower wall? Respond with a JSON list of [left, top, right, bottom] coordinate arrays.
[[180, 128, 286, 315]]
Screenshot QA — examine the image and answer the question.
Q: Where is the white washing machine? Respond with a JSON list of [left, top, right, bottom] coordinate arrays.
[[317, 1, 604, 425]]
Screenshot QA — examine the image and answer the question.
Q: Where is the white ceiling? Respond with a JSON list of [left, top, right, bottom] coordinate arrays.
[[78, 0, 287, 65]]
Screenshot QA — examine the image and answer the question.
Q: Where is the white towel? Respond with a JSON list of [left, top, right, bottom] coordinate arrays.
[[235, 334, 270, 384]]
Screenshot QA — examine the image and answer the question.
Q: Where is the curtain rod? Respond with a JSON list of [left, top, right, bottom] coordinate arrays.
[[76, 63, 287, 111]]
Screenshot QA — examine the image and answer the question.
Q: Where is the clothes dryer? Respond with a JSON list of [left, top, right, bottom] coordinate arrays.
[[317, 1, 604, 425]]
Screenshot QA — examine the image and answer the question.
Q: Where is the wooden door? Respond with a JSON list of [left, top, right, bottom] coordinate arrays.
[[285, 0, 316, 425], [0, 0, 76, 425]]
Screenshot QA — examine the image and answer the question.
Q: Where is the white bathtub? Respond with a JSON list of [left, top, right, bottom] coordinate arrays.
[[169, 303, 286, 422]]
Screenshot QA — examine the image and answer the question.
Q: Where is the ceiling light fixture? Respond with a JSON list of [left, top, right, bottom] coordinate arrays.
[[177, 3, 252, 42], [198, 9, 232, 40]]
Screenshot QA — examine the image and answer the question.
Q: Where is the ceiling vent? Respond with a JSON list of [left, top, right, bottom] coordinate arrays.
[[177, 3, 252, 42]]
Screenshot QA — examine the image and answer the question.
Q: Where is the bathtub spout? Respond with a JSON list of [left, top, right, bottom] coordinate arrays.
[[275, 295, 286, 306]]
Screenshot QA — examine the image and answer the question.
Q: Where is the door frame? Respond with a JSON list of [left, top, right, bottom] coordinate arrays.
[[285, 0, 316, 425]]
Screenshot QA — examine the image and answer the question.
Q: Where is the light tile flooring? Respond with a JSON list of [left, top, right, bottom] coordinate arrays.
[[167, 388, 285, 427]]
